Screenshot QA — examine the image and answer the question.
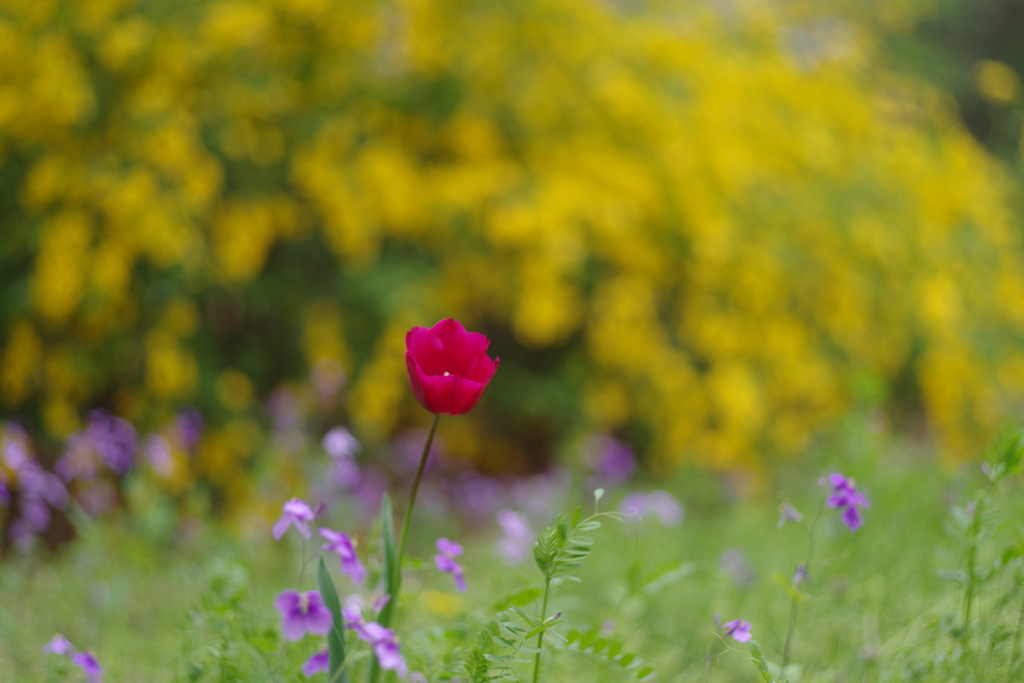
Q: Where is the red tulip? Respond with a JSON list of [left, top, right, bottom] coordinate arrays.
[[405, 319, 500, 415]]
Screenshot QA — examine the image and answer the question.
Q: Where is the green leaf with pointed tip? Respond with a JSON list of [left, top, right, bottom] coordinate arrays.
[[370, 492, 398, 683], [748, 640, 775, 683], [316, 555, 350, 683]]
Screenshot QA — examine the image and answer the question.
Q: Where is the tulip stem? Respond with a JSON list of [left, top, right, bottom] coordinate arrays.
[[395, 413, 440, 593]]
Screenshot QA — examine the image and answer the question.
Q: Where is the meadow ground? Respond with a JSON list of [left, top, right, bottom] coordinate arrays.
[[3, 413, 1021, 683]]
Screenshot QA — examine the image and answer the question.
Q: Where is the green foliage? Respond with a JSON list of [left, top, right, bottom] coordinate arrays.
[[558, 627, 654, 681], [316, 556, 350, 683]]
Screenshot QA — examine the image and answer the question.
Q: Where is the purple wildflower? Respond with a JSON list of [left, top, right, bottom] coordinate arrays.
[[823, 473, 869, 532], [434, 538, 467, 591], [793, 564, 807, 586], [72, 651, 103, 682], [303, 650, 330, 676], [582, 435, 635, 485], [275, 590, 333, 640], [723, 619, 752, 643], [360, 622, 408, 677], [87, 410, 138, 473], [320, 529, 366, 583], [43, 634, 74, 655], [330, 457, 361, 489], [2, 423, 29, 471], [56, 432, 99, 483], [323, 427, 360, 459], [174, 408, 204, 448], [273, 499, 315, 540], [19, 463, 68, 509], [21, 497, 51, 533], [778, 501, 803, 529], [620, 490, 684, 527], [451, 473, 505, 518], [143, 435, 174, 477], [0, 477, 8, 507], [495, 509, 533, 564]]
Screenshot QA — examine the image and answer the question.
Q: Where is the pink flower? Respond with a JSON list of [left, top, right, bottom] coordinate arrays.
[[72, 651, 104, 682], [273, 499, 315, 540], [275, 590, 333, 640], [361, 622, 408, 677], [434, 537, 467, 591], [723, 619, 752, 643], [303, 650, 329, 676], [42, 634, 74, 655], [405, 319, 499, 415], [319, 528, 366, 583]]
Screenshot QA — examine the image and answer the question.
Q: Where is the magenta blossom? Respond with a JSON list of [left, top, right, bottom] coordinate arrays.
[[405, 319, 499, 416], [43, 634, 74, 655], [822, 473, 869, 531], [319, 528, 366, 583], [723, 619, 752, 643], [273, 499, 315, 540], [275, 590, 333, 640], [303, 650, 330, 676], [434, 537, 467, 591], [72, 651, 103, 682]]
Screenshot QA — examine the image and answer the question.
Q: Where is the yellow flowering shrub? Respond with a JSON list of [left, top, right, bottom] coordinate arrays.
[[1, 0, 1022, 483]]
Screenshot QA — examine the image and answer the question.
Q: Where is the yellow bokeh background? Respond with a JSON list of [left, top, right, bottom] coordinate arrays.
[[3, 0, 1024, 494]]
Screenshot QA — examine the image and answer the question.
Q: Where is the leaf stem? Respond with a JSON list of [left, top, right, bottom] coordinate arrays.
[[532, 576, 552, 683], [1007, 579, 1024, 683], [782, 503, 823, 670]]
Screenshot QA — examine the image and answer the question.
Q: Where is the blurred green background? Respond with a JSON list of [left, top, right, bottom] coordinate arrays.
[[3, 0, 1024, 518]]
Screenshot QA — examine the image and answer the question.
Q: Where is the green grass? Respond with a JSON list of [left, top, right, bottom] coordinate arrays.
[[3, 415, 1023, 682]]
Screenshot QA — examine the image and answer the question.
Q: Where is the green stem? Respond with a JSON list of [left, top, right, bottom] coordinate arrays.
[[532, 576, 552, 683], [395, 413, 440, 582], [782, 503, 823, 670], [368, 414, 439, 683], [963, 495, 985, 656], [1006, 580, 1024, 683]]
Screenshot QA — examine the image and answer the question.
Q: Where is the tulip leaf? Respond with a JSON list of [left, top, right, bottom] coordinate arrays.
[[316, 555, 350, 683]]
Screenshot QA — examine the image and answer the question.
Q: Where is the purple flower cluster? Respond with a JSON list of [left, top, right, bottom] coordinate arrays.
[[86, 410, 138, 473], [3, 423, 69, 548], [42, 635, 103, 682], [823, 473, 869, 531], [434, 537, 467, 591]]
